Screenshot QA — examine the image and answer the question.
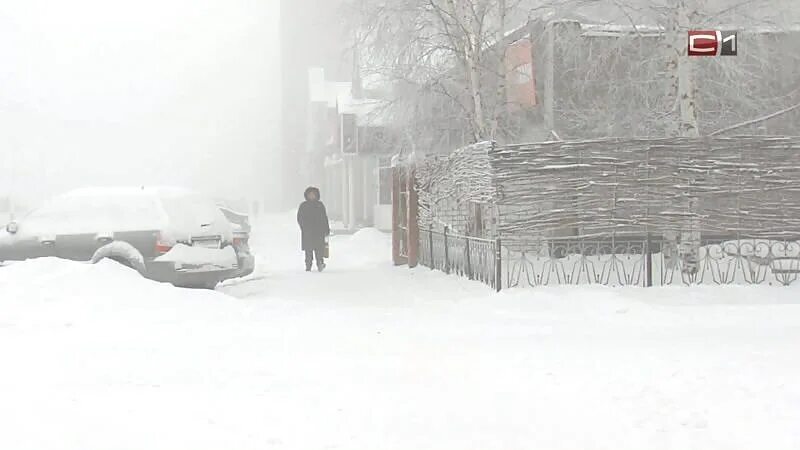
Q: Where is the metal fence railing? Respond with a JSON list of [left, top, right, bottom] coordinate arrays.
[[419, 231, 800, 289], [419, 227, 502, 291], [507, 237, 800, 288]]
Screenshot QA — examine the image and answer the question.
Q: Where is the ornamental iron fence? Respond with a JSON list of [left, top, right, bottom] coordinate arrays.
[[419, 230, 800, 289]]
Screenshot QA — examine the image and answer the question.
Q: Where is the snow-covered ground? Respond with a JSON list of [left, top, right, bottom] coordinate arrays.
[[1, 213, 800, 450]]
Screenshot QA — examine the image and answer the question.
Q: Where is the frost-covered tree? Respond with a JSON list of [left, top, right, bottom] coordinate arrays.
[[552, 0, 800, 272], [344, 0, 533, 153], [346, 0, 799, 150], [537, 0, 800, 138]]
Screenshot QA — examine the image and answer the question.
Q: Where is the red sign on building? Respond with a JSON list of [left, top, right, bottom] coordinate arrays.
[[505, 39, 536, 109]]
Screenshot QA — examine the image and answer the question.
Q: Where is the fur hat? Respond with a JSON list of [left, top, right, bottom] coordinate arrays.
[[304, 186, 321, 200]]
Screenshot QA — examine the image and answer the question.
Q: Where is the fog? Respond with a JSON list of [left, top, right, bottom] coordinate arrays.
[[0, 0, 280, 212]]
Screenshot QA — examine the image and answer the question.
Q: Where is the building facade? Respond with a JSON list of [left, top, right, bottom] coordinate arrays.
[[306, 69, 395, 231], [279, 0, 350, 208], [280, 0, 394, 231]]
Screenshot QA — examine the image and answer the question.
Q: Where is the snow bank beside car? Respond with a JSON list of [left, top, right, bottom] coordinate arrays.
[[0, 257, 144, 288], [0, 257, 224, 310]]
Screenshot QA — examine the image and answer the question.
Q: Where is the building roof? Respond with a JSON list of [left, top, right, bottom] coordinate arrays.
[[338, 96, 391, 127], [540, 0, 800, 27], [308, 67, 392, 128], [308, 67, 352, 108]]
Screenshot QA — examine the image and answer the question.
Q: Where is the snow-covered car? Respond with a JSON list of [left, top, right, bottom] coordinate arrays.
[[0, 187, 244, 289], [216, 203, 255, 278]]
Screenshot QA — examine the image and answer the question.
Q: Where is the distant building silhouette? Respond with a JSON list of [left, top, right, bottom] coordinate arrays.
[[279, 0, 351, 208]]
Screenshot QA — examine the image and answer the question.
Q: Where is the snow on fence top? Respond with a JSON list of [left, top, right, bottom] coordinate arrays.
[[416, 136, 800, 240]]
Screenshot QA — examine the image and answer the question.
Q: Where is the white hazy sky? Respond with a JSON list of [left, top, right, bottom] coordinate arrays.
[[0, 0, 280, 211]]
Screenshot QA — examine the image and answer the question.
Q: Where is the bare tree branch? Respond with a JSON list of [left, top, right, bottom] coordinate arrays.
[[710, 101, 800, 136]]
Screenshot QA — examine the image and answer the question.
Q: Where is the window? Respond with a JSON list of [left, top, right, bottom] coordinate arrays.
[[510, 63, 533, 85], [341, 114, 357, 154]]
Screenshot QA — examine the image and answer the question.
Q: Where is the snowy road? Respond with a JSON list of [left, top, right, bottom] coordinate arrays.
[[2, 213, 800, 450]]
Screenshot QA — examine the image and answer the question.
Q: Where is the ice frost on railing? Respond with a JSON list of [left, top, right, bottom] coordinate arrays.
[[499, 238, 800, 288], [421, 233, 800, 289]]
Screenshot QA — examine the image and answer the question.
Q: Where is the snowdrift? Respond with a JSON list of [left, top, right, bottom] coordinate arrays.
[[0, 257, 224, 308], [2, 213, 800, 450]]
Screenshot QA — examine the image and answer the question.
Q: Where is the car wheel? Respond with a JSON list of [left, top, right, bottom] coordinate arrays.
[[91, 241, 147, 274], [110, 257, 134, 269]]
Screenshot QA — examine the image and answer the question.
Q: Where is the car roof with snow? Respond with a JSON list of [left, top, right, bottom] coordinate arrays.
[[61, 186, 196, 199], [8, 186, 232, 239]]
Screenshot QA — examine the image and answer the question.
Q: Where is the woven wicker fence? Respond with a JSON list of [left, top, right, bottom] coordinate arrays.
[[414, 136, 800, 288], [488, 136, 800, 240]]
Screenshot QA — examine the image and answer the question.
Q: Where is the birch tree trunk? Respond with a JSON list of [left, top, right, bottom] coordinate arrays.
[[676, 0, 700, 138], [664, 0, 702, 276], [447, 0, 488, 141], [665, 0, 700, 137], [490, 0, 507, 140], [466, 38, 488, 141]]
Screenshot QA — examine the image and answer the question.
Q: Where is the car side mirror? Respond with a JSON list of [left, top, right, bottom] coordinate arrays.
[[6, 221, 19, 234]]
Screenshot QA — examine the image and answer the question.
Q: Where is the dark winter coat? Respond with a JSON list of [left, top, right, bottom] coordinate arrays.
[[297, 188, 330, 251]]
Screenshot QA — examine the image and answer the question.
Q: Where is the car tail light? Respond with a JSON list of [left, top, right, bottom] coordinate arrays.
[[155, 232, 173, 255]]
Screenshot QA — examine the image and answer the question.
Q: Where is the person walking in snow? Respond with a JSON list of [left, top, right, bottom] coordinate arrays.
[[297, 186, 330, 272]]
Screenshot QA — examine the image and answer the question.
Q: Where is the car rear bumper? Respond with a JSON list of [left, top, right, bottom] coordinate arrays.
[[143, 260, 236, 288]]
